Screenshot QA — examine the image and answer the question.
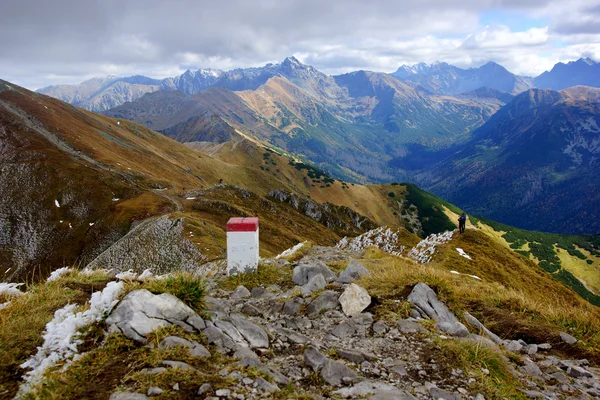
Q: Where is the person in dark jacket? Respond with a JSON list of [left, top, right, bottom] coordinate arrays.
[[458, 213, 467, 234]]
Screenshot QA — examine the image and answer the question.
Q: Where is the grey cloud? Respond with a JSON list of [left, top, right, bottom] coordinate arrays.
[[0, 0, 595, 88]]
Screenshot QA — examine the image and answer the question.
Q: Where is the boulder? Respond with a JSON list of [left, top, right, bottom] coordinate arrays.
[[372, 320, 390, 335], [106, 290, 202, 343], [559, 332, 577, 345], [292, 261, 336, 285], [407, 283, 469, 337], [302, 273, 326, 295], [396, 319, 427, 334], [339, 284, 371, 316], [231, 285, 251, 299], [109, 393, 149, 400], [333, 381, 414, 399], [283, 297, 304, 316], [306, 290, 340, 316], [429, 387, 462, 400], [229, 315, 269, 348], [158, 336, 210, 358], [337, 260, 371, 284], [320, 359, 361, 386], [463, 312, 503, 345], [304, 346, 328, 371]]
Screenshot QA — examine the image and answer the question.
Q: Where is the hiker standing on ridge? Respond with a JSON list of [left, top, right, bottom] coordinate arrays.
[[458, 213, 467, 234]]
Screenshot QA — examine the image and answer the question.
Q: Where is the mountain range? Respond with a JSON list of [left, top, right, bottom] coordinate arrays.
[[32, 57, 600, 234], [420, 86, 600, 234]]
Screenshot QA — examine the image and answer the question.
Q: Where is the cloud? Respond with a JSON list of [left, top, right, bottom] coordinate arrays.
[[0, 0, 599, 88]]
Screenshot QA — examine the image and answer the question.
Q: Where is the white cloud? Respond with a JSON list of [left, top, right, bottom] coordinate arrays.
[[0, 0, 599, 88]]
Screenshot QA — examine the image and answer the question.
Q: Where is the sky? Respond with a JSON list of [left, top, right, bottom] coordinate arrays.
[[1, 0, 599, 89]]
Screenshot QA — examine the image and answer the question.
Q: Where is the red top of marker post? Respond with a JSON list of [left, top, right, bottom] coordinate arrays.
[[226, 217, 259, 232]]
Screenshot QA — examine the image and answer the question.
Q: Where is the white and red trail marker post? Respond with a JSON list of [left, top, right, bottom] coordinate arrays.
[[226, 217, 259, 275]]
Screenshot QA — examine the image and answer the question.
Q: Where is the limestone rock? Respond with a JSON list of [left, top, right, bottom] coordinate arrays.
[[106, 290, 202, 343], [407, 283, 469, 337], [158, 336, 210, 358], [302, 273, 326, 295], [161, 360, 196, 370], [463, 312, 503, 345], [283, 297, 304, 316], [241, 303, 262, 317], [304, 345, 328, 371], [197, 383, 212, 395], [229, 315, 269, 348], [147, 387, 163, 396], [292, 261, 336, 285], [429, 386, 462, 400], [559, 332, 577, 345], [337, 260, 371, 284], [256, 377, 280, 392], [109, 393, 149, 400], [339, 284, 371, 316], [396, 319, 427, 334], [306, 290, 340, 316], [321, 359, 361, 386], [231, 285, 251, 299], [372, 320, 390, 335], [334, 381, 415, 399]]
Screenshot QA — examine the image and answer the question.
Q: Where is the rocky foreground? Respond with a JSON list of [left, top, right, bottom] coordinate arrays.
[[96, 245, 599, 400]]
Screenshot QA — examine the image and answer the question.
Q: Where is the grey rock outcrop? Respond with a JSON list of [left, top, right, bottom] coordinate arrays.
[[109, 393, 149, 400], [339, 283, 371, 316], [158, 336, 210, 358], [407, 283, 469, 337], [303, 346, 360, 386], [302, 273, 326, 295], [306, 290, 340, 316], [106, 290, 202, 343], [463, 312, 503, 345], [292, 261, 336, 285], [559, 332, 577, 345], [337, 260, 371, 284], [396, 319, 427, 335]]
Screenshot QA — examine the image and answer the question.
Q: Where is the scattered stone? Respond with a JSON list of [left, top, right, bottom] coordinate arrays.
[[407, 283, 469, 337], [302, 273, 326, 295], [321, 359, 361, 386], [521, 358, 544, 378], [559, 332, 577, 345], [339, 284, 371, 316], [198, 383, 212, 395], [463, 312, 503, 345], [241, 303, 262, 317], [304, 346, 328, 371], [369, 390, 417, 399], [109, 393, 149, 400], [538, 343, 552, 350], [139, 367, 167, 375], [232, 285, 251, 299], [283, 297, 304, 316], [215, 388, 231, 397], [106, 290, 202, 343], [396, 319, 427, 334], [161, 360, 196, 370], [337, 349, 368, 364], [337, 260, 371, 284], [504, 340, 524, 353], [256, 377, 280, 392], [306, 291, 340, 316], [229, 316, 269, 348], [429, 386, 462, 400], [172, 383, 179, 391], [158, 336, 210, 358], [525, 344, 538, 355], [372, 320, 390, 335], [251, 287, 267, 298], [292, 261, 336, 285], [567, 365, 593, 379]]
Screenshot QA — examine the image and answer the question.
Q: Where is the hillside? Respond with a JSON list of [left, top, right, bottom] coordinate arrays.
[[421, 87, 600, 235], [1, 79, 467, 282], [106, 65, 501, 183]]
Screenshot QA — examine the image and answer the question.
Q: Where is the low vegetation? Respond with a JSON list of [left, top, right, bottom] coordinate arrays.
[[218, 262, 293, 291], [359, 230, 600, 363]]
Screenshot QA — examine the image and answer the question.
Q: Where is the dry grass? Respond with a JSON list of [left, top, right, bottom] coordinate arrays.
[[218, 262, 294, 291], [0, 270, 112, 398], [357, 230, 600, 361]]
